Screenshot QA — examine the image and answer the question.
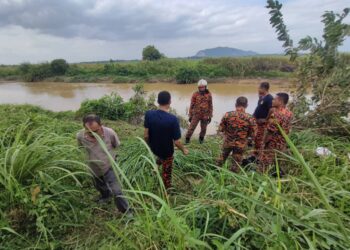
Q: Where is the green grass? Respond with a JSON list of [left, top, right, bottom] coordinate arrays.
[[0, 104, 349, 249], [0, 56, 296, 83]]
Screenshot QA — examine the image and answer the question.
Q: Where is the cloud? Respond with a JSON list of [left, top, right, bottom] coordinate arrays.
[[0, 0, 348, 64]]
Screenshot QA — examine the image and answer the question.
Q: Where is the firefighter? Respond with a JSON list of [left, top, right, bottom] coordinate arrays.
[[185, 79, 213, 144]]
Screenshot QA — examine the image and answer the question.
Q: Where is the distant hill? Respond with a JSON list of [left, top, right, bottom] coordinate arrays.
[[194, 47, 258, 58]]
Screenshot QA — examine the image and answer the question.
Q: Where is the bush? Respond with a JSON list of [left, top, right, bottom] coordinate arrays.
[[22, 63, 52, 82], [142, 45, 163, 61], [124, 84, 156, 124], [50, 59, 69, 75], [175, 67, 200, 84], [76, 84, 156, 123], [18, 63, 32, 75], [77, 93, 125, 120]]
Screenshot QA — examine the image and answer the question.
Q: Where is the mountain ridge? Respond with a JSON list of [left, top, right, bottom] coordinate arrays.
[[194, 46, 258, 58]]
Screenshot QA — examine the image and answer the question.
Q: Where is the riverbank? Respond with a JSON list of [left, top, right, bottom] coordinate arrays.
[[0, 104, 349, 249], [0, 81, 292, 134], [0, 76, 295, 85], [0, 56, 296, 83]]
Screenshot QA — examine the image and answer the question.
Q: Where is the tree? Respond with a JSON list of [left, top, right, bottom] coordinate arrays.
[[142, 45, 163, 61], [267, 0, 350, 136], [50, 59, 69, 75]]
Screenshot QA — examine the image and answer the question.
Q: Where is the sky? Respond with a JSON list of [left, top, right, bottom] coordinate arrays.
[[0, 0, 349, 64]]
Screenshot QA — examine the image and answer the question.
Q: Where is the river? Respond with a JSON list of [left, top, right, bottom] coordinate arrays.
[[0, 80, 291, 134]]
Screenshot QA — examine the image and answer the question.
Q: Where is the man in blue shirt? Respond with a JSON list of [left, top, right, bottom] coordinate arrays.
[[144, 91, 189, 190], [252, 82, 273, 157]]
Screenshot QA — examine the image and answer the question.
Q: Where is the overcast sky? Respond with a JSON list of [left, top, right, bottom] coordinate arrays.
[[0, 0, 349, 64]]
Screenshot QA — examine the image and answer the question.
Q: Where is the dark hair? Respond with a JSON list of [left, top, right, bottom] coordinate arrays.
[[157, 91, 171, 105], [276, 92, 289, 105], [260, 82, 270, 91], [83, 114, 101, 125], [236, 96, 248, 108]]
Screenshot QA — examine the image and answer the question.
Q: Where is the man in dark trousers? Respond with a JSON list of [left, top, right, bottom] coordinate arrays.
[[144, 91, 189, 190], [185, 79, 213, 144], [77, 114, 131, 216], [252, 82, 273, 158]]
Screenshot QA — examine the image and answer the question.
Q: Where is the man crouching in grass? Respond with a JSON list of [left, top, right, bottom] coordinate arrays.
[[77, 114, 131, 216]]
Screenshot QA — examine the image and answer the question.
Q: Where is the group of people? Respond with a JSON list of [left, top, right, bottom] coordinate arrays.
[[77, 79, 293, 215]]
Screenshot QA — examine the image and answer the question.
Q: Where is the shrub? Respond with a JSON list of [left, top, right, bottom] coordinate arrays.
[[18, 63, 32, 75], [76, 84, 156, 123], [77, 93, 125, 120], [22, 63, 52, 82], [124, 84, 156, 124], [50, 59, 69, 75], [175, 67, 200, 84]]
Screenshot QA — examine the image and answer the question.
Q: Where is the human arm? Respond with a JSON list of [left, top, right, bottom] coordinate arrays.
[[110, 129, 121, 148], [144, 111, 150, 144], [173, 117, 188, 155], [174, 139, 189, 155], [208, 93, 213, 119], [249, 117, 257, 142], [218, 114, 227, 133], [76, 132, 83, 147], [189, 93, 196, 120], [144, 128, 150, 144]]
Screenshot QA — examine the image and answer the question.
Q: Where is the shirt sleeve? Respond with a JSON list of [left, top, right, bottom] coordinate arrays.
[[110, 129, 121, 148], [268, 111, 278, 133], [189, 93, 196, 118], [283, 112, 293, 134], [76, 132, 83, 147], [249, 117, 257, 140], [172, 117, 181, 141], [266, 95, 273, 110], [208, 93, 213, 118], [144, 111, 150, 128], [219, 114, 227, 132]]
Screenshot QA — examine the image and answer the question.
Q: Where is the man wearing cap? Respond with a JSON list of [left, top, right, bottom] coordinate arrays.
[[185, 79, 213, 144], [217, 97, 256, 172]]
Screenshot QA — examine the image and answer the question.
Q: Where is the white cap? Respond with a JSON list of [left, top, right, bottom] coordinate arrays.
[[198, 79, 208, 87]]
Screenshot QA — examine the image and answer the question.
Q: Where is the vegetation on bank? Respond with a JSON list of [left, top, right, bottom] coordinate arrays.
[[0, 104, 349, 249], [0, 56, 298, 83]]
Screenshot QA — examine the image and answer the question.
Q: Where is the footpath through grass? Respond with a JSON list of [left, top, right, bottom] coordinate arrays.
[[0, 104, 349, 249]]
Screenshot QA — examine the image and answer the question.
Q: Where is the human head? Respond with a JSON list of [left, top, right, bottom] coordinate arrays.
[[258, 82, 270, 96], [198, 79, 208, 92], [235, 96, 248, 108], [83, 114, 101, 133], [157, 91, 171, 106], [273, 92, 289, 108]]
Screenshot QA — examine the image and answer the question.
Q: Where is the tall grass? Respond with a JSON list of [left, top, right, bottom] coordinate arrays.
[[0, 105, 349, 249], [0, 122, 89, 247], [103, 134, 350, 249]]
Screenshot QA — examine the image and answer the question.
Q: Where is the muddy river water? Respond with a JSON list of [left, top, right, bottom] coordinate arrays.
[[0, 79, 291, 134]]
